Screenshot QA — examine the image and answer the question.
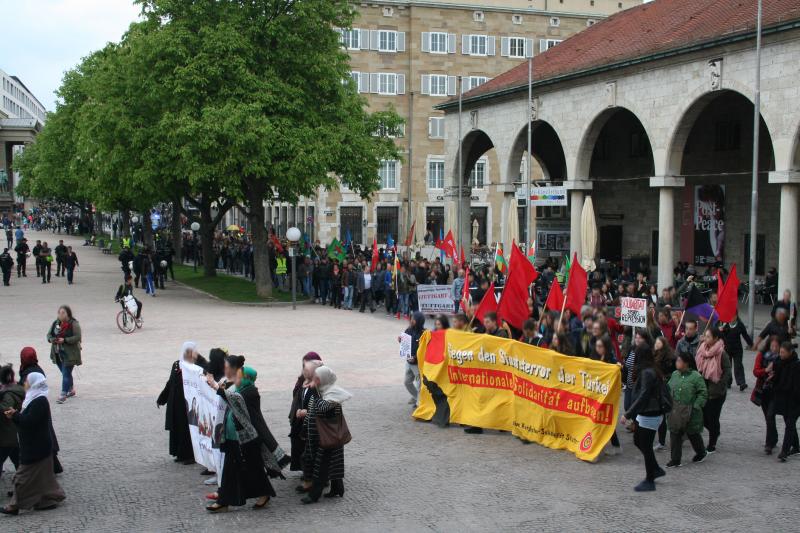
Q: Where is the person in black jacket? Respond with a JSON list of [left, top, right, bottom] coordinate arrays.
[[621, 346, 666, 492], [771, 342, 800, 462], [1, 373, 65, 515], [289, 352, 323, 490], [719, 313, 754, 391], [13, 238, 29, 277], [156, 342, 199, 465]]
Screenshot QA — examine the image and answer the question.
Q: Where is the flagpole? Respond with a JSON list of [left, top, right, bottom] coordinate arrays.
[[526, 54, 533, 256], [557, 288, 568, 333], [746, 0, 763, 338], [457, 75, 464, 260]]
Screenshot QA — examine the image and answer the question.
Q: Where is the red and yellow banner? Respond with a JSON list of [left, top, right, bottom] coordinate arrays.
[[413, 330, 621, 461]]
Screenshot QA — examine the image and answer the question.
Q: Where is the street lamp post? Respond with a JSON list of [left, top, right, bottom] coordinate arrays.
[[131, 216, 139, 248], [190, 222, 200, 273], [287, 227, 302, 310]]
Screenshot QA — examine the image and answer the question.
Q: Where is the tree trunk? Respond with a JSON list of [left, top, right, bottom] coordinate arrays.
[[244, 183, 273, 298], [120, 210, 131, 237], [200, 205, 216, 277], [171, 196, 183, 262], [141, 211, 154, 249]]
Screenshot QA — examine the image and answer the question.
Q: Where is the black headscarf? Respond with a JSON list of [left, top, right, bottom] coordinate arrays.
[[207, 348, 227, 381]]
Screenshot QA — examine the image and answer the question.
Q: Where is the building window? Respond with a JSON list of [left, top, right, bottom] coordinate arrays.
[[430, 32, 448, 53], [470, 160, 486, 189], [350, 71, 370, 93], [340, 29, 364, 50], [509, 37, 526, 58], [370, 73, 406, 95], [468, 34, 488, 55], [512, 14, 523, 25], [587, 19, 596, 26], [375, 121, 405, 138], [423, 74, 449, 96], [540, 39, 563, 52], [463, 76, 489, 92], [473, 11, 485, 22], [383, 6, 393, 17], [340, 206, 363, 245], [428, 160, 445, 190], [376, 206, 399, 244], [379, 160, 398, 190], [427, 207, 444, 241], [378, 30, 397, 52], [428, 117, 445, 139], [549, 17, 560, 27]]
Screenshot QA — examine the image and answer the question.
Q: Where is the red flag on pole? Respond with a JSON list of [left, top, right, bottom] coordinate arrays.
[[270, 234, 284, 254], [715, 264, 740, 323], [545, 279, 565, 312], [404, 221, 416, 247], [460, 267, 471, 313], [459, 245, 466, 267], [497, 242, 539, 330], [564, 252, 588, 315], [370, 236, 379, 272], [474, 282, 498, 323], [442, 230, 458, 259]]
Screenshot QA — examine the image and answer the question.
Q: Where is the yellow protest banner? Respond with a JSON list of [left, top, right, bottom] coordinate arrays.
[[413, 330, 621, 461]]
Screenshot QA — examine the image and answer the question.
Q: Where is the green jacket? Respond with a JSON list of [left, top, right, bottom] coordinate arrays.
[[0, 384, 24, 447], [667, 369, 707, 434], [47, 318, 82, 366]]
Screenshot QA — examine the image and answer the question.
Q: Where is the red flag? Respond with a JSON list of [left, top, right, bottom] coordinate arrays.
[[474, 282, 498, 323], [460, 267, 471, 313], [459, 245, 466, 267], [270, 234, 284, 253], [370, 236, 379, 272], [715, 264, 740, 322], [564, 252, 588, 316], [404, 221, 416, 247], [442, 230, 458, 259], [497, 242, 539, 329], [545, 279, 565, 312]]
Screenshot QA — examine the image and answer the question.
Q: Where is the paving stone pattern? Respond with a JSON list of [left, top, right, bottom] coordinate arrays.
[[0, 232, 798, 532]]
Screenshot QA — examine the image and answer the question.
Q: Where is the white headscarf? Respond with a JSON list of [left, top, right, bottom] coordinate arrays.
[[179, 341, 198, 362], [315, 366, 352, 404], [22, 372, 49, 410]]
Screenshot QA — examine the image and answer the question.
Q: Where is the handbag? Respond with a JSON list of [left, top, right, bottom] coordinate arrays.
[[316, 410, 352, 449], [666, 403, 692, 432]]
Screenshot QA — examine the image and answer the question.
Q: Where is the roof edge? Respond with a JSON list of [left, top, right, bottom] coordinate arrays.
[[436, 17, 800, 111]]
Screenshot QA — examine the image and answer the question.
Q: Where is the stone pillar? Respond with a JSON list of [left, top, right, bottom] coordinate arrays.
[[650, 177, 685, 291], [770, 171, 800, 303], [564, 180, 592, 261]]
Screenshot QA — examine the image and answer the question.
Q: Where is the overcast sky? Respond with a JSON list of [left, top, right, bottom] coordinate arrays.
[[1, 0, 141, 111]]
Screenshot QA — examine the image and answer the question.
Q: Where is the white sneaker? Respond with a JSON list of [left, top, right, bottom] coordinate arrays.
[[654, 443, 666, 451], [204, 476, 217, 485]]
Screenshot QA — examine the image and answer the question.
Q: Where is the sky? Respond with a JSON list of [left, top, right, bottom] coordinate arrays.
[[1, 0, 142, 111]]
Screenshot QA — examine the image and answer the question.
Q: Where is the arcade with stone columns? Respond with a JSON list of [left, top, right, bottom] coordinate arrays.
[[439, 21, 800, 299]]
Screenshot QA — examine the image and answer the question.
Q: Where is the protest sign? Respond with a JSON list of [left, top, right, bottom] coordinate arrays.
[[400, 333, 412, 359], [417, 284, 454, 314], [413, 330, 621, 461], [181, 361, 226, 476], [619, 297, 647, 328]]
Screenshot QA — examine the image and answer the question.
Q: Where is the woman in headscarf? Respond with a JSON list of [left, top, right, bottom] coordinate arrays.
[[206, 348, 227, 383], [18, 347, 44, 386], [301, 365, 352, 504], [290, 353, 323, 479], [0, 365, 24, 480], [46, 305, 82, 404], [205, 366, 276, 513], [156, 342, 199, 465], [1, 373, 65, 515]]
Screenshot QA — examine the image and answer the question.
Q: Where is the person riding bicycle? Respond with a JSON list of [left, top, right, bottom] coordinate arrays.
[[115, 275, 142, 319]]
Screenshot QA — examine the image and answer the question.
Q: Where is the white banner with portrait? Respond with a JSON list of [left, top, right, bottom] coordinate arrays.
[[181, 361, 226, 477]]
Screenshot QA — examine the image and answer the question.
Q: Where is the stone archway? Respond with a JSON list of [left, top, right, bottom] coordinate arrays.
[[449, 129, 496, 251]]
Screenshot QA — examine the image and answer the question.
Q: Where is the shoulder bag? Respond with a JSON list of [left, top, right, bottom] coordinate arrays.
[[317, 408, 352, 449]]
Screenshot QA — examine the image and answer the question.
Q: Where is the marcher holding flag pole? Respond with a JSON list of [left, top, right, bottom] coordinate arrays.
[[704, 264, 740, 333], [559, 253, 588, 331]]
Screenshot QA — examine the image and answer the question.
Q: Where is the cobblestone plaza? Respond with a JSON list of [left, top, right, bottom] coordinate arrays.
[[0, 232, 798, 532]]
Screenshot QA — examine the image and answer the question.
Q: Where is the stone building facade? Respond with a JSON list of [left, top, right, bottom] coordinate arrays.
[[435, 0, 800, 297], [245, 0, 641, 246]]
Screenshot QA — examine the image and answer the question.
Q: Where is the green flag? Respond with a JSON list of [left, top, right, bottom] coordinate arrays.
[[327, 238, 346, 261]]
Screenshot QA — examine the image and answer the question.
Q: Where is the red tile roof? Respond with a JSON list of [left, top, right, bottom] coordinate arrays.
[[452, 0, 800, 104]]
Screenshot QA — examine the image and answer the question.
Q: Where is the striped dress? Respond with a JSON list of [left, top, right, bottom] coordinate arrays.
[[302, 397, 345, 482]]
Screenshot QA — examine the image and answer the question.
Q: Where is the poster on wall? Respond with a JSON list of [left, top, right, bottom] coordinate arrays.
[[693, 185, 725, 266]]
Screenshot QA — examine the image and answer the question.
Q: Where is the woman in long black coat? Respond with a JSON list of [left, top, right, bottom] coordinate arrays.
[[156, 342, 201, 464], [302, 365, 351, 504], [289, 353, 323, 471]]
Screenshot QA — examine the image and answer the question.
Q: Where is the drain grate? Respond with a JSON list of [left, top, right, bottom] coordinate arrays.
[[687, 502, 740, 521]]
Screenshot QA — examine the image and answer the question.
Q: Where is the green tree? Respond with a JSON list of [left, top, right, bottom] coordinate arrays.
[[137, 0, 402, 297]]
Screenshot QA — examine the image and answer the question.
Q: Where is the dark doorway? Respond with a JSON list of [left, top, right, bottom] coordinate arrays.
[[340, 206, 363, 245], [599, 225, 623, 262]]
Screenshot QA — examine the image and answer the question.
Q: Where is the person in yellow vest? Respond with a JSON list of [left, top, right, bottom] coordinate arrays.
[[275, 255, 287, 291]]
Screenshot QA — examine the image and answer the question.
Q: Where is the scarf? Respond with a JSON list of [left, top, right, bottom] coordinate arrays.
[[55, 320, 71, 340], [315, 366, 352, 404], [695, 339, 725, 383], [238, 366, 257, 392], [22, 372, 48, 410], [303, 360, 324, 387], [179, 341, 197, 362], [20, 346, 38, 370]]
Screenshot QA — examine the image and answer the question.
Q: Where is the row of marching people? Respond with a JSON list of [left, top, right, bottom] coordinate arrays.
[[157, 343, 351, 512]]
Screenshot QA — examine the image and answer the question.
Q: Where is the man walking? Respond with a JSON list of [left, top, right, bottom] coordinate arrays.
[[357, 266, 375, 313], [13, 238, 29, 277], [54, 239, 67, 277], [32, 239, 42, 278], [64, 246, 79, 285], [0, 248, 13, 286]]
